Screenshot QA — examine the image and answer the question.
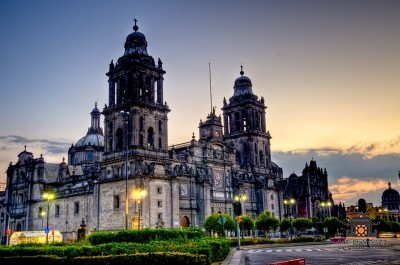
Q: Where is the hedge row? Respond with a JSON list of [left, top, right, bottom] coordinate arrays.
[[88, 228, 204, 245], [0, 255, 62, 265], [230, 236, 321, 246], [0, 252, 207, 265], [0, 238, 230, 265]]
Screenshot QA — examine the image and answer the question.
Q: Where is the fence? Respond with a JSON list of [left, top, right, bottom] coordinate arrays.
[[338, 239, 386, 251]]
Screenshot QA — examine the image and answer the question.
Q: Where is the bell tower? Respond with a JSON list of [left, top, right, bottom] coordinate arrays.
[[222, 66, 271, 171], [102, 19, 170, 159]]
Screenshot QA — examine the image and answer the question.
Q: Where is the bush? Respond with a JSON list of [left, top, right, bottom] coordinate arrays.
[[0, 255, 63, 265], [202, 238, 230, 262], [0, 230, 226, 265], [87, 228, 204, 245], [289, 236, 316, 243], [229, 235, 320, 246]]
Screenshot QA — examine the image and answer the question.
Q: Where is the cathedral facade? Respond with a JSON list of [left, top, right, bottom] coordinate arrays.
[[281, 159, 332, 219], [2, 21, 283, 241]]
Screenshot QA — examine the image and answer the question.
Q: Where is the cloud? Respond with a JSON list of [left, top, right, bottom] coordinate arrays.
[[0, 135, 73, 181], [0, 135, 71, 156], [272, 143, 400, 206], [329, 177, 388, 204], [343, 137, 400, 158]]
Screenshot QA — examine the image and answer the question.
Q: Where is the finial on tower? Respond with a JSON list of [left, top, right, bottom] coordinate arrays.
[[133, 18, 139, 32], [240, 65, 244, 76], [24, 145, 27, 151]]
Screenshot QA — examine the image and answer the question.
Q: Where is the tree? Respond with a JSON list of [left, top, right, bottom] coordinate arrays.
[[256, 211, 279, 237], [292, 218, 312, 235], [373, 218, 391, 233], [323, 217, 342, 237], [279, 218, 292, 238], [240, 215, 255, 234], [358, 198, 367, 213], [204, 213, 235, 236], [391, 222, 400, 232]]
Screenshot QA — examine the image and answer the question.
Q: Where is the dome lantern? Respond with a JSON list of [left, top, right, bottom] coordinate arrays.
[[124, 19, 148, 56], [232, 65, 254, 98]]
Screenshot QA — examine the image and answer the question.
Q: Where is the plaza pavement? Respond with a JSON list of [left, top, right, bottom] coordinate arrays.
[[222, 238, 400, 265]]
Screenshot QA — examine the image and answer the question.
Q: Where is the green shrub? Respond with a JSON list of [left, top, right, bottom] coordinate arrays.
[[290, 236, 316, 243], [0, 255, 63, 265], [229, 236, 320, 246], [87, 228, 205, 245], [205, 238, 230, 261]]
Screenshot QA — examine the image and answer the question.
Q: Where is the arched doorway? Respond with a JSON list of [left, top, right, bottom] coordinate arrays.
[[181, 215, 190, 228], [16, 222, 22, 231]]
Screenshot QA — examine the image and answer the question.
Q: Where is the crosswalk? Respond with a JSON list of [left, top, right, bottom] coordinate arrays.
[[247, 247, 339, 253], [346, 260, 391, 265]]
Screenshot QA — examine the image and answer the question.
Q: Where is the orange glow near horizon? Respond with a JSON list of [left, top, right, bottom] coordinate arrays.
[[329, 177, 390, 205]]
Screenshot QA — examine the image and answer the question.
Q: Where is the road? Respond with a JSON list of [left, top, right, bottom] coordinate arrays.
[[244, 243, 400, 265]]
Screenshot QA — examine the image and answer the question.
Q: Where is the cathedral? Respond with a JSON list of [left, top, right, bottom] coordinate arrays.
[[2, 20, 283, 241], [281, 159, 333, 219]]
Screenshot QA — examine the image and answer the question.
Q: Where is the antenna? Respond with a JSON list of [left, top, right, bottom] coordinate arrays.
[[209, 62, 213, 114]]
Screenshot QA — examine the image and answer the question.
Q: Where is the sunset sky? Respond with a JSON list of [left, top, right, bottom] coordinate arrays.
[[0, 0, 399, 206]]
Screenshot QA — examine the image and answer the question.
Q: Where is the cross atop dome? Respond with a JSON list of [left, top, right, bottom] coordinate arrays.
[[133, 18, 139, 32]]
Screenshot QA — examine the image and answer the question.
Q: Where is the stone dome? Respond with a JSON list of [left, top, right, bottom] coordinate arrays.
[[381, 182, 400, 211], [74, 102, 104, 148], [75, 134, 104, 147], [124, 19, 148, 56], [233, 66, 254, 97], [382, 182, 400, 201]]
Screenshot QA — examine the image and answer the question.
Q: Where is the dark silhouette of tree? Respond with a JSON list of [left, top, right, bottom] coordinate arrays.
[[358, 198, 367, 213]]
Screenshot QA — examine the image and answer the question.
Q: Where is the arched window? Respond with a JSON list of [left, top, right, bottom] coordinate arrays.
[[158, 120, 163, 133], [108, 122, 113, 135], [234, 112, 240, 131], [148, 127, 154, 147], [139, 134, 144, 147], [139, 116, 144, 131], [119, 78, 126, 103], [108, 139, 113, 152], [158, 137, 162, 149], [260, 151, 264, 165], [243, 143, 249, 165], [242, 110, 247, 132], [145, 76, 152, 101], [116, 128, 123, 151]]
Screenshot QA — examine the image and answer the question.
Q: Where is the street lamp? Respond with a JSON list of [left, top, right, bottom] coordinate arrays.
[[40, 211, 46, 230], [378, 208, 388, 221], [43, 192, 55, 244], [283, 198, 296, 219], [0, 203, 11, 246], [321, 201, 332, 218], [283, 198, 296, 239], [132, 185, 147, 229], [120, 110, 130, 230], [234, 193, 246, 250]]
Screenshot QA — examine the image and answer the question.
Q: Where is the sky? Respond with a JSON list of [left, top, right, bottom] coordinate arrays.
[[0, 0, 399, 207]]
